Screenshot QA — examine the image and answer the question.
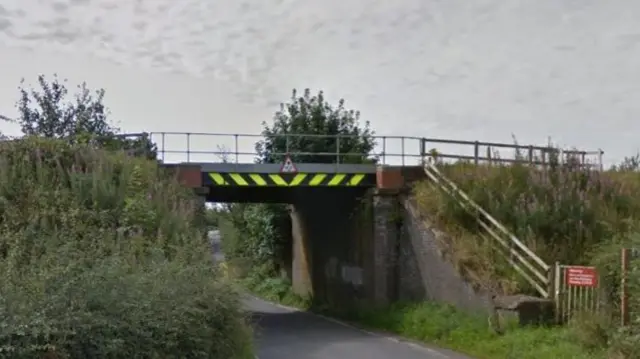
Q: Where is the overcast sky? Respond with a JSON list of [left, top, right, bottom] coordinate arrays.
[[0, 0, 638, 165]]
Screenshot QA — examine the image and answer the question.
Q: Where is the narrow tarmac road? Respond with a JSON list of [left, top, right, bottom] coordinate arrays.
[[245, 296, 474, 359], [210, 230, 473, 359]]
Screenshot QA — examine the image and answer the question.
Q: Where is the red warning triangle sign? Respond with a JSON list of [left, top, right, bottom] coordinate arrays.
[[280, 155, 298, 173]]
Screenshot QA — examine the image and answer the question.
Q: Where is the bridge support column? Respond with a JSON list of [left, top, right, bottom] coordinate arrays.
[[291, 204, 313, 298], [372, 165, 404, 305], [372, 190, 401, 305]]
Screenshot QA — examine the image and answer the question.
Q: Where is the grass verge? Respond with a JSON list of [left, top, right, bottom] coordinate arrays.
[[242, 272, 604, 359]]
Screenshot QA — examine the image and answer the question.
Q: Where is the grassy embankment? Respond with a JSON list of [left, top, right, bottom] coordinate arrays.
[[400, 157, 640, 359], [0, 138, 254, 358], [220, 153, 640, 358]]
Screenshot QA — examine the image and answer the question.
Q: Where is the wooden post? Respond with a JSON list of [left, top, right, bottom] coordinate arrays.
[[621, 248, 630, 326]]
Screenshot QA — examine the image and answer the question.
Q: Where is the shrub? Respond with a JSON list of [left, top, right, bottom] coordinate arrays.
[[0, 137, 253, 358]]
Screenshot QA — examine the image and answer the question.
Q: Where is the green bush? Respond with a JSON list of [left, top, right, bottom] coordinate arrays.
[[0, 137, 253, 358]]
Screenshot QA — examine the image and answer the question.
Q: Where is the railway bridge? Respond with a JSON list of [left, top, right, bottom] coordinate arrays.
[[147, 132, 602, 305]]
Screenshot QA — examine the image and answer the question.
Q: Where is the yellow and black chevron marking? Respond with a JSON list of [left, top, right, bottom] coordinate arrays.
[[203, 172, 374, 187]]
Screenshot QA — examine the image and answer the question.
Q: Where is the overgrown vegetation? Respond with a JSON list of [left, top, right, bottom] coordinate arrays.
[[413, 150, 640, 357], [0, 75, 253, 358]]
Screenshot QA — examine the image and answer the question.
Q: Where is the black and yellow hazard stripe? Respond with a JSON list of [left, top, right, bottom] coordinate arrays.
[[203, 172, 374, 187]]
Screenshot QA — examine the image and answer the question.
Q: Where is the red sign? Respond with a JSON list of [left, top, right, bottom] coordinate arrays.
[[565, 266, 598, 287]]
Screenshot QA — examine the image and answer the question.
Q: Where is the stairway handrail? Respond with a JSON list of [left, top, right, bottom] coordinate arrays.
[[422, 161, 551, 298]]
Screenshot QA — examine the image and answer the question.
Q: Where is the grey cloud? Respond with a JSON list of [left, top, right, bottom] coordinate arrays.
[[51, 2, 69, 13], [0, 17, 10, 32], [0, 0, 638, 163]]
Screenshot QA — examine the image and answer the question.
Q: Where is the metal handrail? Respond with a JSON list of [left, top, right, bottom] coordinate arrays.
[[138, 132, 603, 171], [422, 138, 604, 171], [0, 129, 604, 170], [147, 132, 424, 166], [423, 161, 552, 298]]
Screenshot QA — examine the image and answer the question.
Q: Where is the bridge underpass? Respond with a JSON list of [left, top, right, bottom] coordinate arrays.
[[150, 132, 604, 358], [174, 160, 404, 305], [152, 131, 603, 307], [154, 132, 423, 305]]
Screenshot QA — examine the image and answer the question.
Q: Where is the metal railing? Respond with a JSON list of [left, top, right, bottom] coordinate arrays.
[[144, 132, 605, 170], [422, 162, 553, 298], [148, 132, 424, 166], [422, 138, 604, 171]]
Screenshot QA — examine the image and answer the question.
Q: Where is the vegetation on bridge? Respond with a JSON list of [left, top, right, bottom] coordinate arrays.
[[0, 75, 253, 358]]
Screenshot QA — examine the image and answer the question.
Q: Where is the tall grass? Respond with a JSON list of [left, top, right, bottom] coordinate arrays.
[[0, 137, 254, 358], [414, 152, 640, 295], [413, 150, 640, 357]]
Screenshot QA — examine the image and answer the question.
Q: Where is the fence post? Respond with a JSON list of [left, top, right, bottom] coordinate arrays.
[[554, 261, 561, 323], [621, 248, 630, 326], [528, 145, 533, 164], [598, 149, 604, 171], [474, 141, 479, 165], [186, 133, 191, 162]]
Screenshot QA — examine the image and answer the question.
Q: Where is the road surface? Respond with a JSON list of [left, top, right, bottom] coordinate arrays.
[[245, 296, 473, 359], [210, 230, 472, 359]]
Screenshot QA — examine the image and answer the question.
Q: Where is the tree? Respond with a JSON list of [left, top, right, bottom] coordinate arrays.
[[256, 88, 376, 164], [15, 74, 156, 159], [226, 89, 376, 276]]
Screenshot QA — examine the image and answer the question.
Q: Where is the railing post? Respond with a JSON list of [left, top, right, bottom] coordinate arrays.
[[285, 134, 290, 155], [336, 135, 341, 165], [401, 137, 405, 166], [486, 146, 492, 165], [186, 133, 191, 162], [161, 132, 166, 162], [234, 134, 239, 166], [382, 137, 387, 165], [528, 145, 533, 164], [598, 149, 604, 171], [474, 141, 479, 165]]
